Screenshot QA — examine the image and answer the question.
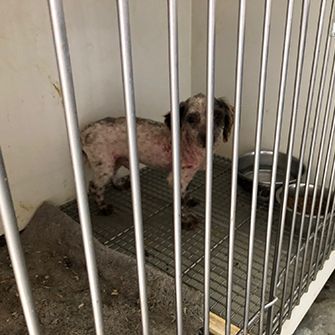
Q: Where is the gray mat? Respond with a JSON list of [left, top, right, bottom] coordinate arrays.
[[0, 203, 203, 335]]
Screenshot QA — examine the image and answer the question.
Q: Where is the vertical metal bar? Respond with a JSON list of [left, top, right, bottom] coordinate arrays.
[[243, 0, 273, 333], [309, 30, 335, 282], [327, 183, 335, 255], [323, 153, 335, 263], [226, 0, 246, 334], [254, 1, 273, 334], [0, 149, 41, 335], [326, 191, 335, 255], [319, 151, 335, 268], [47, 2, 104, 334], [279, 0, 312, 325], [289, 0, 327, 317], [265, 1, 295, 333], [329, 191, 335, 249], [298, 0, 331, 300], [167, 1, 183, 334], [203, 0, 216, 334], [116, 1, 149, 334]]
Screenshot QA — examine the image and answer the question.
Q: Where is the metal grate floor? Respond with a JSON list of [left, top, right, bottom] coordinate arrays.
[[60, 156, 330, 334]]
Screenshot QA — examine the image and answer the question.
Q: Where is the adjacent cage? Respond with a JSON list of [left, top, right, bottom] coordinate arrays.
[[1, 0, 335, 335]]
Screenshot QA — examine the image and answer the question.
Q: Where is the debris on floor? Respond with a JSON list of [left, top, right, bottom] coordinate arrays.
[[0, 203, 203, 335]]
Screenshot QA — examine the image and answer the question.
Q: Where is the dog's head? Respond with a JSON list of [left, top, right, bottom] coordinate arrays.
[[164, 93, 234, 148]]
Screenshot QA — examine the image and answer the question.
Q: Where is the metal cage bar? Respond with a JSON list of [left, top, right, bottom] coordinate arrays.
[[325, 193, 335, 256], [116, 1, 150, 334], [0, 149, 41, 335], [255, 1, 273, 333], [308, 19, 335, 283], [47, 1, 104, 334], [226, 0, 246, 334], [322, 154, 335, 264], [167, 0, 183, 333], [243, 0, 275, 333], [298, 0, 332, 300], [289, 0, 327, 316], [204, 0, 216, 334], [319, 149, 335, 268], [329, 191, 335, 248], [316, 14, 335, 261], [325, 186, 335, 258], [280, 0, 311, 328], [265, 1, 295, 333]]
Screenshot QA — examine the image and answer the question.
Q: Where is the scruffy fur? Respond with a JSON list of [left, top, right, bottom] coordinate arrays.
[[81, 93, 234, 229]]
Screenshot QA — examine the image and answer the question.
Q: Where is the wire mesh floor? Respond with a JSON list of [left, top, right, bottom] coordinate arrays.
[[60, 156, 331, 334]]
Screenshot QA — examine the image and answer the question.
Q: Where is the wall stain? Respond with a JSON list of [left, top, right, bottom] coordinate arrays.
[[19, 202, 34, 212], [52, 82, 63, 100]]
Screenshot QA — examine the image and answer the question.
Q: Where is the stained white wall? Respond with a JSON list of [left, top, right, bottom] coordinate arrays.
[[0, 0, 191, 233]]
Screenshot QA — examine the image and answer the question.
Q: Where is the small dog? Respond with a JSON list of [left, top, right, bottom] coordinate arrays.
[[81, 93, 234, 229]]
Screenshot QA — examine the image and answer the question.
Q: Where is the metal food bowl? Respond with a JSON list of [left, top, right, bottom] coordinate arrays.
[[238, 150, 305, 200], [276, 183, 331, 235]]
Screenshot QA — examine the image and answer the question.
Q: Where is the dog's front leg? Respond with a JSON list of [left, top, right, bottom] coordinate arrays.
[[167, 168, 200, 208], [167, 166, 197, 200], [181, 192, 200, 208], [167, 167, 201, 230]]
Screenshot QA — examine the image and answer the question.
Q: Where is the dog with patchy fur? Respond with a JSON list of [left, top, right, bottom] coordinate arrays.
[[81, 93, 234, 229]]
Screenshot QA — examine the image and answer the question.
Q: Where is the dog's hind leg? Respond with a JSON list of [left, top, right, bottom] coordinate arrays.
[[89, 158, 116, 216], [112, 158, 131, 191]]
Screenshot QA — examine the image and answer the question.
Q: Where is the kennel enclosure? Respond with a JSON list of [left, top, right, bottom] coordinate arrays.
[[1, 0, 335, 334]]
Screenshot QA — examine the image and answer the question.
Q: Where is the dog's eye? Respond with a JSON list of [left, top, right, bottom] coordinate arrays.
[[185, 113, 200, 124]]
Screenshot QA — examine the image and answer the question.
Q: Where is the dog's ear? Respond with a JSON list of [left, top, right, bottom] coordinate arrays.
[[164, 101, 186, 130], [215, 97, 235, 142]]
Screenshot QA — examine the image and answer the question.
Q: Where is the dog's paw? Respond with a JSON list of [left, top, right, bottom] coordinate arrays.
[[184, 197, 200, 208], [181, 211, 200, 231], [112, 176, 131, 191], [98, 204, 114, 216]]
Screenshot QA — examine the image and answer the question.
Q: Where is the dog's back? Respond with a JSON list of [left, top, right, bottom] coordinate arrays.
[[81, 116, 172, 170]]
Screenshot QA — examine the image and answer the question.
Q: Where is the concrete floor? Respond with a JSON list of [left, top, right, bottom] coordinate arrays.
[[295, 271, 335, 335]]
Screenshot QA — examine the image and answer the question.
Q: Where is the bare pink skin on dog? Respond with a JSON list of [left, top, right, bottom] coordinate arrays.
[[81, 93, 234, 223]]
